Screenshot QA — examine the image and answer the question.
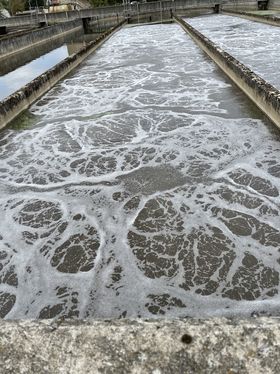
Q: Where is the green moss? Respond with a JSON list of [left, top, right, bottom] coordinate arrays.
[[9, 110, 39, 131]]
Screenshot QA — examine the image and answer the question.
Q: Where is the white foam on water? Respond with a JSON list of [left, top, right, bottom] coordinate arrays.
[[0, 23, 280, 319], [187, 14, 280, 89]]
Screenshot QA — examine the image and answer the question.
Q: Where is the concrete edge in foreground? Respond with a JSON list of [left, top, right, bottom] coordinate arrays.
[[0, 318, 279, 373], [0, 20, 126, 130], [174, 15, 280, 130]]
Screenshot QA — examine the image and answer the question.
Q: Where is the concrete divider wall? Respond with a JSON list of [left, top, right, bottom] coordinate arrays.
[[0, 20, 126, 130], [0, 32, 85, 76], [0, 0, 222, 28], [0, 9, 94, 27], [0, 14, 38, 27], [80, 5, 124, 18], [135, 0, 219, 14], [221, 0, 258, 11], [0, 6, 123, 27], [0, 19, 83, 57], [43, 6, 123, 24], [88, 15, 125, 33], [128, 11, 173, 24], [0, 27, 40, 41], [269, 0, 280, 10], [221, 9, 280, 26], [45, 10, 81, 24], [75, 0, 220, 17], [174, 15, 280, 129]]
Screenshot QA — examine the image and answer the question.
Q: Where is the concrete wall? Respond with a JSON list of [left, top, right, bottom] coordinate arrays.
[[269, 0, 280, 10], [174, 16, 280, 129], [0, 19, 83, 57], [130, 0, 220, 15], [87, 14, 125, 33], [0, 26, 39, 40], [0, 21, 125, 130], [0, 318, 279, 373], [222, 9, 280, 26], [127, 11, 173, 24], [221, 0, 258, 10], [0, 0, 222, 28], [0, 32, 85, 76]]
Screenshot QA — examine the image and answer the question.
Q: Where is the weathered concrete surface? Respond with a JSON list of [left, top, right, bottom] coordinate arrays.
[[0, 20, 83, 58], [221, 0, 258, 11], [0, 0, 222, 28], [175, 16, 280, 130], [221, 9, 280, 27], [0, 318, 279, 373], [269, 0, 280, 10], [0, 31, 85, 77]]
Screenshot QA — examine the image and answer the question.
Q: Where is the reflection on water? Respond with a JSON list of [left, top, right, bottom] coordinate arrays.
[[188, 14, 280, 89], [0, 46, 68, 101], [0, 40, 86, 101], [0, 23, 280, 319]]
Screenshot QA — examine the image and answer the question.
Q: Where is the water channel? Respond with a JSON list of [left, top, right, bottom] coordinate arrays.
[[0, 22, 280, 319], [188, 14, 280, 89], [0, 35, 95, 100]]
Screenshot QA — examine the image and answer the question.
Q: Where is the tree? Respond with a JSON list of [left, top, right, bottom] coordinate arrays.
[[9, 0, 25, 14], [89, 0, 108, 7], [26, 0, 44, 9], [0, 0, 8, 9], [89, 0, 123, 7]]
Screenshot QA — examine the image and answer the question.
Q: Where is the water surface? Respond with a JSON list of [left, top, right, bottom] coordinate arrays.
[[0, 41, 86, 101], [0, 23, 280, 319]]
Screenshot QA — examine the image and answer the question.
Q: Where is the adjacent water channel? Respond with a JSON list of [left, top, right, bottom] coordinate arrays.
[[0, 35, 94, 100], [188, 14, 280, 89], [1, 45, 71, 100], [0, 21, 280, 319]]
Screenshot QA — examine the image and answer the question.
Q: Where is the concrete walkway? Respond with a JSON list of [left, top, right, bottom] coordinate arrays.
[[0, 318, 280, 373]]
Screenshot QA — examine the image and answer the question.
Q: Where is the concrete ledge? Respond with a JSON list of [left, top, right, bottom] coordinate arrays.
[[0, 318, 279, 373], [0, 20, 125, 130], [220, 0, 257, 11], [0, 19, 83, 58], [221, 9, 280, 27], [174, 16, 280, 130], [0, 26, 40, 41]]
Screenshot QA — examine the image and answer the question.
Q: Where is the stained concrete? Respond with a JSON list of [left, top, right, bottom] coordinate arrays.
[[0, 318, 279, 373], [221, 0, 257, 11], [0, 0, 220, 28], [270, 0, 280, 10]]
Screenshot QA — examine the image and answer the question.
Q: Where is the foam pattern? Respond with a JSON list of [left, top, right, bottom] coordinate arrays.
[[0, 23, 280, 319], [188, 14, 280, 89]]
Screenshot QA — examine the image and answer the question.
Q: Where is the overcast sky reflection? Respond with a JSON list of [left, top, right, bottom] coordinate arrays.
[[0, 45, 69, 101]]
